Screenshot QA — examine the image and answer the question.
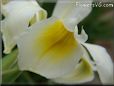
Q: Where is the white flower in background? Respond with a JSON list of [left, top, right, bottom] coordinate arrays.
[[1, 0, 47, 54]]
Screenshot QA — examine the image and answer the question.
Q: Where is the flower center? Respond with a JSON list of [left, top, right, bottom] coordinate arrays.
[[33, 20, 78, 63]]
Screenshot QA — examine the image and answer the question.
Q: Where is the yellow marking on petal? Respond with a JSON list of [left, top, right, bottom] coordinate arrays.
[[52, 58, 94, 83], [29, 10, 46, 26], [33, 20, 78, 63], [65, 58, 93, 81], [70, 58, 93, 80], [38, 10, 47, 21], [29, 14, 37, 26]]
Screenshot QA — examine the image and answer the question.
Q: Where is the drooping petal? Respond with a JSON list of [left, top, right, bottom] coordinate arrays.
[[52, 0, 93, 31], [16, 17, 83, 78], [74, 26, 88, 43], [82, 43, 114, 84], [51, 58, 94, 84], [1, 0, 47, 54]]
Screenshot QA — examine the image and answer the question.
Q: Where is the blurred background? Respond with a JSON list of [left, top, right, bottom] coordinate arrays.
[[1, 0, 114, 85]]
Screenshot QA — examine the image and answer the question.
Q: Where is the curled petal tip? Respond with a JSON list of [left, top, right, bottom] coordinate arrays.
[[74, 26, 88, 43]]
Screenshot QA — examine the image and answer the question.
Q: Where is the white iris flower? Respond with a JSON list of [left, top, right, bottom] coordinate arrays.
[[1, 0, 113, 84], [16, 0, 93, 79]]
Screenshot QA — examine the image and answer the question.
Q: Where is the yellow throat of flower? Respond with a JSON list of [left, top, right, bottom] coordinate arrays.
[[33, 19, 78, 63]]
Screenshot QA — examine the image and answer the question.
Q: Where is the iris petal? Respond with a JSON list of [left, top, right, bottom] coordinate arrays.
[[51, 58, 94, 84], [74, 26, 88, 43], [16, 17, 83, 78], [52, 0, 93, 31], [82, 43, 114, 84]]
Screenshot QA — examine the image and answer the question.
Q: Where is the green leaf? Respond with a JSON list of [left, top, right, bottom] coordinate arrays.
[[2, 49, 22, 83], [2, 65, 21, 83]]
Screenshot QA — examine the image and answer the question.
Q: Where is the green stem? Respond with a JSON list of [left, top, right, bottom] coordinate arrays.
[[2, 49, 18, 70]]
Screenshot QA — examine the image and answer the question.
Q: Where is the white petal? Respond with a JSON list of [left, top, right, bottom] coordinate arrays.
[[52, 58, 94, 84], [1, 0, 47, 54], [82, 43, 114, 84], [52, 0, 93, 31], [81, 45, 96, 70], [74, 26, 88, 43], [16, 17, 83, 78]]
